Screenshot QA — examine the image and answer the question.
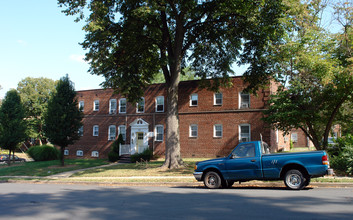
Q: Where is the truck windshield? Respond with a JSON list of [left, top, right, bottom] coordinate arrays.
[[231, 143, 255, 158]]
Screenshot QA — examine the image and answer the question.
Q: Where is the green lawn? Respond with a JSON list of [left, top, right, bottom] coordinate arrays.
[[0, 159, 109, 177], [71, 158, 204, 177]]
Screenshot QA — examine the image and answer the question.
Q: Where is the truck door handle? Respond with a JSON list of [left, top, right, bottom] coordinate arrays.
[[251, 159, 256, 162]]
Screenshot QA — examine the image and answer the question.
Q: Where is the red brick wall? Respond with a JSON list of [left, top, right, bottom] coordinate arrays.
[[67, 77, 279, 159]]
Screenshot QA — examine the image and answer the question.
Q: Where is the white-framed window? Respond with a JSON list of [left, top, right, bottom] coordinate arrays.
[[91, 151, 99, 157], [190, 93, 198, 106], [93, 100, 100, 111], [239, 124, 251, 142], [78, 126, 84, 136], [79, 101, 84, 112], [119, 98, 127, 113], [64, 149, 69, 156], [118, 125, 126, 141], [109, 99, 117, 114], [214, 93, 223, 105], [108, 125, 116, 140], [137, 97, 145, 113], [156, 96, 164, 112], [189, 124, 198, 137], [291, 133, 298, 143], [93, 125, 99, 136], [155, 125, 164, 141], [76, 150, 83, 157], [214, 124, 223, 138], [239, 92, 250, 109]]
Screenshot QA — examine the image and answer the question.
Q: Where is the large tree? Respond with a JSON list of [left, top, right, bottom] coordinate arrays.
[[44, 75, 83, 166], [0, 90, 27, 165], [17, 77, 57, 145], [58, 0, 285, 168], [263, 0, 353, 150]]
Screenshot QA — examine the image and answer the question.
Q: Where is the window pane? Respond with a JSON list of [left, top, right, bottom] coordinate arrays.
[[137, 98, 145, 112], [240, 93, 250, 108], [190, 94, 198, 106], [119, 99, 126, 113], [214, 125, 222, 137], [190, 125, 198, 137], [156, 126, 163, 141], [232, 143, 255, 158], [215, 93, 222, 105]]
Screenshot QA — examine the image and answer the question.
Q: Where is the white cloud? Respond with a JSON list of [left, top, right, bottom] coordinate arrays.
[[17, 39, 27, 46], [69, 54, 86, 63]]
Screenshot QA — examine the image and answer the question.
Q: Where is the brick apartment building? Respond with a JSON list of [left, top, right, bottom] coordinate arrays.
[[66, 77, 303, 159]]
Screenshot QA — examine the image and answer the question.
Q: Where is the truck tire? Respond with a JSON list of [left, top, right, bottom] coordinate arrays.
[[204, 171, 222, 189], [284, 169, 305, 190], [222, 180, 235, 188]]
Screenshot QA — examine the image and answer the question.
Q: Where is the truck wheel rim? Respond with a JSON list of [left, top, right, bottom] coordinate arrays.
[[208, 175, 216, 185], [287, 173, 301, 187]]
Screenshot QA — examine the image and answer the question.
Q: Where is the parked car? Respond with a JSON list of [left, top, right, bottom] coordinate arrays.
[[193, 141, 329, 190], [0, 154, 26, 164]]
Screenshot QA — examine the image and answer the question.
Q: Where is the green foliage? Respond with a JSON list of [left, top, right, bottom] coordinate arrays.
[[0, 90, 27, 164], [130, 148, 153, 163], [17, 77, 56, 143], [43, 75, 83, 166], [108, 134, 124, 162], [26, 145, 59, 161], [58, 0, 286, 169], [329, 135, 353, 175], [263, 0, 353, 151]]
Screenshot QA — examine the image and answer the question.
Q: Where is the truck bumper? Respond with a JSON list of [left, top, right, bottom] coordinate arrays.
[[193, 172, 203, 181]]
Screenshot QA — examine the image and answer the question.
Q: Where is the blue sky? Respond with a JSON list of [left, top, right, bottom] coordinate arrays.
[[0, 0, 104, 99]]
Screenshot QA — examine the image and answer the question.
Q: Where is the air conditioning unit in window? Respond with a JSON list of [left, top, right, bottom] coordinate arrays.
[[241, 103, 249, 108], [110, 109, 117, 114]]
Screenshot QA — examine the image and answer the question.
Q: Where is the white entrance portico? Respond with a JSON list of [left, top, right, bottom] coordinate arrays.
[[129, 118, 149, 154]]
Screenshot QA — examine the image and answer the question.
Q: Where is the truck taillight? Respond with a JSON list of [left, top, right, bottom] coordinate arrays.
[[322, 155, 329, 165]]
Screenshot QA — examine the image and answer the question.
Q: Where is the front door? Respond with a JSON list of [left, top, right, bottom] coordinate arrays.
[[225, 142, 262, 180], [136, 132, 144, 153]]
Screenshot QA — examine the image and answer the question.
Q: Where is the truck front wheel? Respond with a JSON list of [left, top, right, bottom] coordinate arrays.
[[284, 169, 305, 190], [204, 171, 222, 189]]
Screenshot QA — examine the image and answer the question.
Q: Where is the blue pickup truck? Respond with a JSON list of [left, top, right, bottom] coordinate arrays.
[[193, 141, 329, 190]]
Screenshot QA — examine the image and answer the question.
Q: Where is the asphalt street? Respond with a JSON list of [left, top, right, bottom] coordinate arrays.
[[0, 183, 352, 220]]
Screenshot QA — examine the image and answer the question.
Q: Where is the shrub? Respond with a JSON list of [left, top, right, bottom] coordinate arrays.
[[26, 145, 59, 161], [108, 134, 125, 162], [131, 148, 153, 163], [329, 135, 353, 175], [108, 151, 120, 162]]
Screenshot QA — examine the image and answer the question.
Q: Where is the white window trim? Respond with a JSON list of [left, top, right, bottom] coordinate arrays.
[[93, 125, 99, 136], [190, 93, 198, 106], [76, 150, 83, 157], [239, 92, 250, 109], [155, 125, 164, 141], [136, 97, 145, 113], [213, 124, 223, 138], [78, 126, 84, 136], [109, 99, 117, 114], [155, 96, 164, 112], [64, 149, 69, 156], [91, 151, 99, 158], [189, 124, 198, 137], [118, 125, 126, 141], [79, 101, 84, 112], [239, 124, 251, 142], [214, 93, 223, 105], [291, 133, 298, 143], [108, 125, 116, 140], [93, 100, 100, 111], [119, 98, 127, 114]]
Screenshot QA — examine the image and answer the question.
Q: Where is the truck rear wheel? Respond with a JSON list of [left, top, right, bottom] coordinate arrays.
[[284, 169, 305, 190], [204, 171, 222, 189]]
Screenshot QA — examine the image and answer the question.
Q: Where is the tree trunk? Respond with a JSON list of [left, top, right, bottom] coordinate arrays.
[[7, 149, 11, 166], [162, 71, 183, 169], [60, 146, 65, 166]]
